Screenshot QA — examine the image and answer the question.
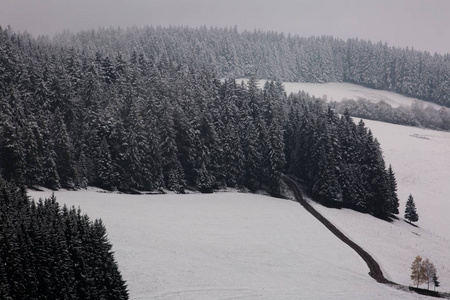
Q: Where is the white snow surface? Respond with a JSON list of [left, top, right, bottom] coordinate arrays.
[[28, 189, 425, 300], [236, 79, 445, 109]]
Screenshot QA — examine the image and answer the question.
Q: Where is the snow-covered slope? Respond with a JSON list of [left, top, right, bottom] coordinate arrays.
[[322, 118, 450, 291], [27, 189, 423, 299], [310, 197, 450, 292], [236, 79, 444, 109], [282, 82, 440, 108], [363, 118, 450, 241]]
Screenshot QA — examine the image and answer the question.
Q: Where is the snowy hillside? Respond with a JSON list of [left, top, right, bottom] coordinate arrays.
[[363, 118, 450, 241], [311, 195, 450, 292], [28, 189, 425, 299], [237, 79, 444, 109]]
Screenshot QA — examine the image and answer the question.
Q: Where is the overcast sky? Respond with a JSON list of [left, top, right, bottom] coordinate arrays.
[[1, 0, 449, 54]]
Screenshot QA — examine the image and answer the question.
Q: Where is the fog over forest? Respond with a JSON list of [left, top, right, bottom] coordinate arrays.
[[1, 0, 449, 54]]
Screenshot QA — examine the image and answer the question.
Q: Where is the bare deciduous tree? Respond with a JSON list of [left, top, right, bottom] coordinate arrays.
[[410, 256, 426, 288], [422, 258, 436, 290]]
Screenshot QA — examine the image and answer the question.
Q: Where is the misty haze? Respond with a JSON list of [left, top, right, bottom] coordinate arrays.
[[1, 1, 449, 299]]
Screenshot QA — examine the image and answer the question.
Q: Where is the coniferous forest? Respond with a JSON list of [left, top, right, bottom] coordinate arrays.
[[52, 26, 450, 107], [0, 25, 408, 215], [0, 177, 128, 299]]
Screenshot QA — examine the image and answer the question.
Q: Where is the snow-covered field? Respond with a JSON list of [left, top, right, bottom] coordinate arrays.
[[237, 79, 444, 109], [28, 189, 424, 299]]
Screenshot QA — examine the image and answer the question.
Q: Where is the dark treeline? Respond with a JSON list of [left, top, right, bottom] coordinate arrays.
[[285, 99, 399, 217], [51, 25, 450, 107], [0, 177, 128, 299], [331, 98, 450, 131], [0, 26, 399, 220]]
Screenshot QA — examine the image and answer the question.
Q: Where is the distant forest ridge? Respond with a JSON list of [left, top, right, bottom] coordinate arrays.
[[49, 25, 450, 107]]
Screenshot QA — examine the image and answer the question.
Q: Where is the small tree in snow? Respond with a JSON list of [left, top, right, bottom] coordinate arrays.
[[433, 272, 440, 291], [422, 258, 436, 290], [404, 194, 419, 224], [411, 256, 427, 288]]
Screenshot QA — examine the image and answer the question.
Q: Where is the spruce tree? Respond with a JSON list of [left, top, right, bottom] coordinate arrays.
[[405, 194, 419, 224], [433, 271, 440, 291], [52, 110, 76, 188], [216, 79, 244, 187], [157, 99, 185, 193], [239, 102, 261, 191], [95, 137, 117, 190], [387, 165, 400, 215], [21, 120, 44, 187], [0, 113, 25, 185]]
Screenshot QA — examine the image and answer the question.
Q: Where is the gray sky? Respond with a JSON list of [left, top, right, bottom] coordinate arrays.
[[1, 0, 449, 54]]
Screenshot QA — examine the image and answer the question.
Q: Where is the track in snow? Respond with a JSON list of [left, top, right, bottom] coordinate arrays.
[[282, 175, 396, 285]]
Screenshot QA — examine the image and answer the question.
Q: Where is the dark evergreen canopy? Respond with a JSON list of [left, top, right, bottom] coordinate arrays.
[[0, 176, 128, 299]]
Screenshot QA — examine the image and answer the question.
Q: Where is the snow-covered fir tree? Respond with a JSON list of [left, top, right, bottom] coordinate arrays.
[[405, 194, 419, 224]]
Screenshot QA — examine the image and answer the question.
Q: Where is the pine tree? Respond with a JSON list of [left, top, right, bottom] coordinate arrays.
[[433, 271, 440, 291], [157, 99, 185, 193], [0, 112, 25, 185], [216, 79, 244, 188], [191, 111, 217, 192], [260, 81, 286, 192], [41, 146, 60, 190], [387, 165, 400, 215], [337, 110, 365, 208], [95, 137, 117, 190], [87, 219, 129, 299], [238, 95, 261, 191], [356, 128, 390, 217], [310, 120, 342, 205], [52, 110, 76, 188], [405, 194, 419, 224], [21, 120, 42, 187]]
